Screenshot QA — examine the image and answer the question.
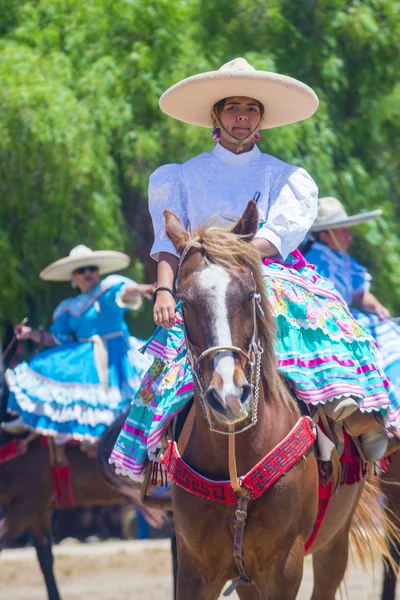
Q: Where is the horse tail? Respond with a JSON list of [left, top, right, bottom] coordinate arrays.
[[350, 475, 400, 572], [96, 409, 167, 529]]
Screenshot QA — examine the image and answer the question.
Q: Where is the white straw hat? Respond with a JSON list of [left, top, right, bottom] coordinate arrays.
[[311, 197, 382, 233], [159, 57, 319, 129], [40, 245, 131, 281]]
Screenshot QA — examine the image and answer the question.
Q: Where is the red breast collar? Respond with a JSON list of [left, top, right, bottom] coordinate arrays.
[[162, 416, 316, 505]]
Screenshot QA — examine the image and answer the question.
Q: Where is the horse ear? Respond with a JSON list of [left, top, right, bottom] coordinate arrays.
[[231, 200, 259, 240], [164, 210, 190, 255]]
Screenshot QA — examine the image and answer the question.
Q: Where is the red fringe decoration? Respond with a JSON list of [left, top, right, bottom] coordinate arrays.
[[150, 461, 169, 488], [51, 465, 76, 509], [339, 429, 368, 486], [0, 440, 21, 465]]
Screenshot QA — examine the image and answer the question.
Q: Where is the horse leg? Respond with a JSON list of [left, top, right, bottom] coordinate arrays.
[[237, 538, 305, 600], [29, 511, 62, 600], [176, 563, 225, 600], [311, 524, 350, 600], [0, 500, 36, 549], [175, 536, 225, 600]]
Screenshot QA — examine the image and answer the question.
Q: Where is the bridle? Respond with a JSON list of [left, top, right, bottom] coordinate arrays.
[[177, 243, 264, 436]]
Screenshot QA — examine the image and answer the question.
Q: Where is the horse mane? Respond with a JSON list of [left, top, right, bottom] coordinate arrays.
[[186, 224, 297, 410]]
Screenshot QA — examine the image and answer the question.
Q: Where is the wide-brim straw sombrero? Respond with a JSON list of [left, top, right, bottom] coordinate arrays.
[[159, 57, 319, 129], [40, 245, 131, 281], [311, 197, 382, 233]]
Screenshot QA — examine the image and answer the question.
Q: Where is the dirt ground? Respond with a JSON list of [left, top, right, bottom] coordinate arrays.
[[0, 538, 396, 599]]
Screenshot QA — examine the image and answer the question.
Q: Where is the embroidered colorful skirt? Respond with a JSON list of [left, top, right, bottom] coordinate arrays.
[[6, 335, 152, 441], [110, 253, 399, 481]]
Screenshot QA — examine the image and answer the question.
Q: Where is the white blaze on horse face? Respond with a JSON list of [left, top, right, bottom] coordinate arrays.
[[197, 264, 240, 403]]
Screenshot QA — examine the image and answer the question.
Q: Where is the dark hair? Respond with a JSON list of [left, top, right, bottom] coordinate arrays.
[[213, 98, 265, 116]]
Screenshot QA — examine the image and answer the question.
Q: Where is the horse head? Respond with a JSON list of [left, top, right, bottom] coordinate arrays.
[[164, 201, 277, 429]]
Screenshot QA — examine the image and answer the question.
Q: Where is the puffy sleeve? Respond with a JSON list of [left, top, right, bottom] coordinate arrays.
[[49, 300, 74, 345], [149, 164, 189, 261], [350, 256, 372, 296], [101, 275, 142, 310], [255, 165, 318, 259]]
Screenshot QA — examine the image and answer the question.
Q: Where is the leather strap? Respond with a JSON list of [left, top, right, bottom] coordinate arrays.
[[228, 431, 243, 496], [223, 494, 253, 596], [317, 406, 341, 493], [177, 405, 196, 455]]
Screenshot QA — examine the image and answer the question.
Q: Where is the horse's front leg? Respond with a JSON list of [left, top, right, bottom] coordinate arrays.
[[236, 537, 305, 600], [176, 558, 225, 600], [29, 511, 61, 600], [175, 534, 225, 600]]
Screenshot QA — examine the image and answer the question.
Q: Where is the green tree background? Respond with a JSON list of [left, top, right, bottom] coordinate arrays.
[[0, 0, 399, 341]]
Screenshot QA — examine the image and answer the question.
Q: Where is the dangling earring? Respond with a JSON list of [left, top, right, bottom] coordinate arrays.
[[211, 126, 220, 142], [252, 131, 260, 141], [71, 280, 77, 289]]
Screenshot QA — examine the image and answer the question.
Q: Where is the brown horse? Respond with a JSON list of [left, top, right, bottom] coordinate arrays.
[[0, 410, 164, 600], [164, 200, 390, 600]]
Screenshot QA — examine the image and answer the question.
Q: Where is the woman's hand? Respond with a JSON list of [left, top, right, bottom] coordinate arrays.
[[354, 291, 391, 320], [374, 302, 391, 320], [136, 282, 157, 300], [153, 290, 177, 329], [14, 324, 33, 340]]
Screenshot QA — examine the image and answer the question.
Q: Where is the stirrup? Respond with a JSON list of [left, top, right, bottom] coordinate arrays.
[[359, 426, 389, 462]]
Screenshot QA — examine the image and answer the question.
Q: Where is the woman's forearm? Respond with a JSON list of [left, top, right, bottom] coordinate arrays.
[[251, 238, 279, 259], [157, 253, 179, 287], [30, 329, 57, 346], [353, 291, 390, 318]]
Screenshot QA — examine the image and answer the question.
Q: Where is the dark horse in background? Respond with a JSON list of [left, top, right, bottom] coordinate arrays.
[[0, 378, 166, 600]]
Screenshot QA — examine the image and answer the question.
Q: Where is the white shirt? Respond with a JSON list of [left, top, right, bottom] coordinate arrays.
[[149, 143, 318, 261]]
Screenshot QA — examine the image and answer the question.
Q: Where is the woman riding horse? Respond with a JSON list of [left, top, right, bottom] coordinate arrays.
[[2, 244, 155, 442], [306, 196, 400, 396], [110, 57, 398, 480]]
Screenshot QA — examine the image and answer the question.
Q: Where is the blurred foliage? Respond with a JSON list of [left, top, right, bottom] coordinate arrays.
[[0, 0, 400, 339]]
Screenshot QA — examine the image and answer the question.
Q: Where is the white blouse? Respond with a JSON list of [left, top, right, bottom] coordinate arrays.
[[149, 143, 318, 261]]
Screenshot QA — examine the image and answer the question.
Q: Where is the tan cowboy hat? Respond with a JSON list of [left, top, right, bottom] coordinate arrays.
[[311, 197, 382, 233], [40, 245, 131, 281], [159, 57, 319, 129]]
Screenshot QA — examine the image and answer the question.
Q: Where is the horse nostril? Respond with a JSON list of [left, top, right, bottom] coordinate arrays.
[[206, 388, 224, 413], [240, 384, 252, 405]]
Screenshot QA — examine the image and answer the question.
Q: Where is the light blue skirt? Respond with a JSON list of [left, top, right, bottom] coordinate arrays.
[[352, 310, 400, 395], [6, 335, 151, 441]]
